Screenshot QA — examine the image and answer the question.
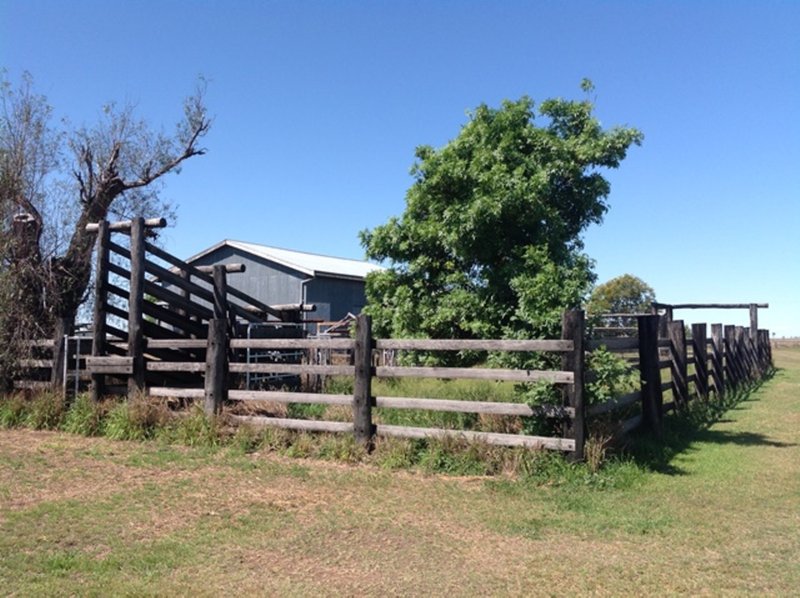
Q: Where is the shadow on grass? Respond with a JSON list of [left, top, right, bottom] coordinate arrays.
[[624, 368, 786, 476]]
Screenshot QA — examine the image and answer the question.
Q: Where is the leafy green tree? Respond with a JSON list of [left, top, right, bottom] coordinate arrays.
[[587, 274, 656, 315], [360, 83, 642, 350]]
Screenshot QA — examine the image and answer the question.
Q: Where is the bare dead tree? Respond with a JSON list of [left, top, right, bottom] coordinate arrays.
[[0, 72, 211, 389]]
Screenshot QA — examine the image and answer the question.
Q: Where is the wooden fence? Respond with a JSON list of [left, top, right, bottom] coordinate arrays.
[[144, 311, 584, 455], [13, 310, 773, 461], [9, 218, 774, 462]]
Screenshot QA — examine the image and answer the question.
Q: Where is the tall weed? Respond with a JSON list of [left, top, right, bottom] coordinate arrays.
[[163, 407, 221, 448], [103, 395, 169, 441], [62, 394, 106, 436], [0, 394, 29, 428], [24, 392, 66, 430]]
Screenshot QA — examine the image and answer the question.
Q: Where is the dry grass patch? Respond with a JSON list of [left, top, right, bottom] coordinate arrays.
[[1, 349, 798, 595]]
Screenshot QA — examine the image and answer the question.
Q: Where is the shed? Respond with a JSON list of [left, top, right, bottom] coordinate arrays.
[[183, 240, 382, 324]]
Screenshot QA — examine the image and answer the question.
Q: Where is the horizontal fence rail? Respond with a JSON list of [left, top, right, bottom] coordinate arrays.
[[12, 218, 774, 466], [13, 307, 773, 462], [133, 311, 589, 457], [14, 309, 773, 462]]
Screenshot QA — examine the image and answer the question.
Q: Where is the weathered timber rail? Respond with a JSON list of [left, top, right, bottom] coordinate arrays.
[[9, 218, 774, 462], [14, 308, 773, 460], [146, 312, 586, 456]]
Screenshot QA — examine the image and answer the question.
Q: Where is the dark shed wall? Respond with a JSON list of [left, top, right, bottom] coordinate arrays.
[[189, 246, 368, 321], [192, 246, 305, 306], [305, 276, 366, 322]]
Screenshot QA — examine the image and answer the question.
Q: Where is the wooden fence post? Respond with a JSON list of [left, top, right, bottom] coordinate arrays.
[[212, 264, 237, 338], [212, 265, 228, 321], [50, 318, 69, 394], [764, 329, 773, 369], [352, 313, 374, 446], [724, 325, 737, 387], [128, 217, 146, 398], [710, 324, 725, 397], [692, 323, 708, 401], [205, 318, 228, 415], [90, 220, 110, 402], [746, 330, 760, 379], [658, 306, 673, 340], [638, 314, 663, 435], [561, 310, 585, 461], [668, 320, 689, 409], [736, 326, 754, 382], [758, 330, 770, 374], [749, 304, 758, 342]]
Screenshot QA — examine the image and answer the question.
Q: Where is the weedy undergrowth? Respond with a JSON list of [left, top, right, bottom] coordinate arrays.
[[24, 391, 66, 430], [0, 393, 28, 428], [103, 393, 170, 441], [62, 394, 107, 436]]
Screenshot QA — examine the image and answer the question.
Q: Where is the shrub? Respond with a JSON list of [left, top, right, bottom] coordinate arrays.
[[586, 347, 638, 405], [24, 392, 66, 430], [0, 394, 29, 428], [103, 395, 169, 441], [62, 394, 106, 436], [161, 406, 221, 448]]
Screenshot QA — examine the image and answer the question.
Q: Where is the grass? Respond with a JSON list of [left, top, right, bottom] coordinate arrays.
[[0, 347, 798, 594]]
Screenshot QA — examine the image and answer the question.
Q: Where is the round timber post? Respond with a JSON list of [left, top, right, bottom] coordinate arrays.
[[561, 309, 585, 461], [90, 220, 110, 402], [352, 313, 375, 447]]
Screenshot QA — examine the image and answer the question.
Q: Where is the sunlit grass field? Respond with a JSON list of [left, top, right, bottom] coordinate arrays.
[[0, 347, 797, 595]]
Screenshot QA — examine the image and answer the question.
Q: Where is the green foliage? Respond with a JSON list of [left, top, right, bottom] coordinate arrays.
[[0, 394, 29, 428], [519, 380, 561, 436], [373, 437, 425, 470], [516, 348, 636, 436], [24, 392, 66, 430], [102, 397, 169, 441], [361, 85, 642, 355], [417, 436, 491, 475], [103, 402, 148, 441], [585, 347, 638, 405], [162, 407, 220, 448], [587, 273, 655, 320], [61, 394, 105, 436], [323, 376, 354, 395]]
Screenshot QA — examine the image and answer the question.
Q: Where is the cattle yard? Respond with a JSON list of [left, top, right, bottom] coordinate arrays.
[[11, 219, 775, 461]]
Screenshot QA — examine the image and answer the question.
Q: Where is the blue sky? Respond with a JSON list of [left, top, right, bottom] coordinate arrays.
[[2, 1, 798, 336]]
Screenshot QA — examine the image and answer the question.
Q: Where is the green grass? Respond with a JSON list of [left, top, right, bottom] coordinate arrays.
[[0, 347, 797, 595]]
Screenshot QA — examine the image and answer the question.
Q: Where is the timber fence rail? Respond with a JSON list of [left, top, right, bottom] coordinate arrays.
[[80, 217, 295, 401], [12, 309, 774, 461], [7, 217, 774, 462], [586, 314, 773, 438], [149, 311, 588, 458]]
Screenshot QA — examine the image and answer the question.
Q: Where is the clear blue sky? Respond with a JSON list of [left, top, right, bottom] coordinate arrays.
[[2, 1, 798, 336]]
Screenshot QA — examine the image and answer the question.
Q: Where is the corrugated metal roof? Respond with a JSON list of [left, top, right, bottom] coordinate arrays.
[[187, 240, 383, 280]]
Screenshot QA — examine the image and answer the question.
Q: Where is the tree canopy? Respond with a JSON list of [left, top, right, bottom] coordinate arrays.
[[361, 84, 643, 345], [587, 274, 656, 316]]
